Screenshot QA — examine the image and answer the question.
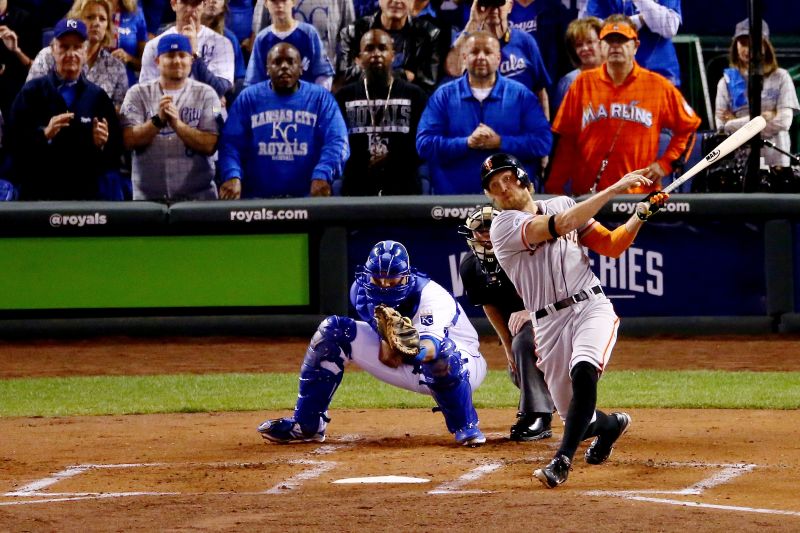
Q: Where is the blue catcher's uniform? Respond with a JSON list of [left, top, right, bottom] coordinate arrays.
[[258, 240, 488, 446]]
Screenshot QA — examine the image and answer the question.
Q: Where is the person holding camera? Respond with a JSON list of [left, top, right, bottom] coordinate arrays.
[[447, 0, 550, 119], [6, 18, 122, 200]]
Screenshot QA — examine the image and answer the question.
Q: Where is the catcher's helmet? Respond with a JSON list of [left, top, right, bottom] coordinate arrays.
[[480, 153, 529, 191], [356, 240, 415, 307], [459, 205, 502, 276]]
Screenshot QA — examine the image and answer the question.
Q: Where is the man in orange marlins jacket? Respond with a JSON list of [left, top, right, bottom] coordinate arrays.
[[546, 15, 700, 196]]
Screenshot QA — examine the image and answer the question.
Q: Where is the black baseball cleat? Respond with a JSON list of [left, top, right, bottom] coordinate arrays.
[[533, 454, 571, 489], [510, 413, 552, 441], [584, 412, 632, 465]]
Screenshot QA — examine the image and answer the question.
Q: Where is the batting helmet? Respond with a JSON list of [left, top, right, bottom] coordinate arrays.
[[356, 240, 415, 307], [480, 153, 530, 191], [459, 205, 502, 276]]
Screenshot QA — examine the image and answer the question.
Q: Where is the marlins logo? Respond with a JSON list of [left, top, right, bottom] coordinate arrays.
[[420, 309, 434, 326], [705, 149, 720, 163]]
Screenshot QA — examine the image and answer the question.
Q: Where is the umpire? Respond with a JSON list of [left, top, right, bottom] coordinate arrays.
[[459, 204, 554, 441]]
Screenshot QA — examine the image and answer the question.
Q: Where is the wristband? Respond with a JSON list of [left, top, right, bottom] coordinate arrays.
[[547, 215, 559, 239], [150, 114, 166, 129]]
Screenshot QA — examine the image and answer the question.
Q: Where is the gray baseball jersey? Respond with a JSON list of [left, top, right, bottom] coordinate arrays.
[[490, 197, 601, 313], [491, 198, 619, 421], [120, 78, 223, 200]]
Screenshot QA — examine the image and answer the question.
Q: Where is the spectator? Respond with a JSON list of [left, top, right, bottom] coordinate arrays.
[[416, 31, 551, 194], [0, 0, 38, 120], [335, 29, 428, 195], [121, 34, 223, 201], [139, 0, 235, 99], [251, 0, 355, 66], [547, 16, 699, 195], [110, 0, 148, 87], [584, 0, 681, 86], [7, 18, 122, 200], [218, 42, 349, 199], [715, 19, 799, 168], [448, 0, 550, 118], [245, 0, 334, 89], [28, 0, 129, 110], [552, 15, 604, 113], [337, 0, 442, 93], [226, 0, 254, 46], [141, 0, 170, 36], [201, 0, 246, 97], [507, 0, 569, 85]]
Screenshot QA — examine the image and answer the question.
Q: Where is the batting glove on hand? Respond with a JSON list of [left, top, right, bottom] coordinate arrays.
[[636, 190, 670, 221]]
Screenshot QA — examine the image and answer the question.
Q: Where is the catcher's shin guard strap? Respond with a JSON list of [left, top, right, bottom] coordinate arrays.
[[294, 316, 356, 433]]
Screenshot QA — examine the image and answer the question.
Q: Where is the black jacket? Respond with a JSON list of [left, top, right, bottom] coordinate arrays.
[[7, 71, 122, 200], [335, 76, 428, 195], [336, 11, 442, 94]]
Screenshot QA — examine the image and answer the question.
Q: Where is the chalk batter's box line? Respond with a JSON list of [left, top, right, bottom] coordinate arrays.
[[4, 458, 798, 518], [586, 462, 800, 518]]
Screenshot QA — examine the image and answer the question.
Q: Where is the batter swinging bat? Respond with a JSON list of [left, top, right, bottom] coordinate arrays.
[[661, 115, 767, 194]]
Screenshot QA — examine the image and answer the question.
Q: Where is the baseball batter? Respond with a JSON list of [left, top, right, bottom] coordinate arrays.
[[258, 240, 489, 447], [482, 152, 666, 488]]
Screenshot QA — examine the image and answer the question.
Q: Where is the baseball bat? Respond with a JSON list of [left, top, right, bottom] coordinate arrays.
[[661, 115, 767, 194]]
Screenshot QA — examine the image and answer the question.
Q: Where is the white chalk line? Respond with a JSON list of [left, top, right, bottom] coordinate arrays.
[[1, 440, 356, 505], [586, 461, 800, 517], [428, 462, 504, 495]]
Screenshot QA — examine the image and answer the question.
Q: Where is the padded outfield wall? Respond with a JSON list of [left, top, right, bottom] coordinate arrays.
[[0, 194, 797, 337]]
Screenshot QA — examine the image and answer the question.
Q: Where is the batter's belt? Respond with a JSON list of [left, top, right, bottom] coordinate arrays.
[[534, 285, 604, 320]]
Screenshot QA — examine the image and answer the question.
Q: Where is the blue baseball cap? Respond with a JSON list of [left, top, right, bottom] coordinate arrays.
[[157, 34, 193, 56], [53, 18, 88, 41]]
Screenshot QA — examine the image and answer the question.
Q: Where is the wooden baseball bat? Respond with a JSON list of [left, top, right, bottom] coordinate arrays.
[[662, 116, 767, 194]]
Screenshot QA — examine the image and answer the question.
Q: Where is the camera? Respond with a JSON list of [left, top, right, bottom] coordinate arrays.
[[477, 0, 506, 8]]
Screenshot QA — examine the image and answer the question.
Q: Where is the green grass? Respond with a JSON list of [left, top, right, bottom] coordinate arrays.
[[1, 370, 799, 417]]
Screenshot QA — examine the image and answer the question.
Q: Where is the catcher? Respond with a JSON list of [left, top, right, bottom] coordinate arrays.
[[257, 240, 489, 447]]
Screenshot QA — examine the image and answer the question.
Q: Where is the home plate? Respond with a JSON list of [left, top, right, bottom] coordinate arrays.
[[332, 476, 430, 484]]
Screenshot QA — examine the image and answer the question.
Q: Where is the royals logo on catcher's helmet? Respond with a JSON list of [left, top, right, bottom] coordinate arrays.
[[480, 153, 530, 190]]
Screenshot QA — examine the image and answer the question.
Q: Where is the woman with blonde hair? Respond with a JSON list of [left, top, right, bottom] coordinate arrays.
[[110, 0, 148, 86], [553, 16, 606, 114], [27, 0, 128, 109], [715, 19, 799, 167]]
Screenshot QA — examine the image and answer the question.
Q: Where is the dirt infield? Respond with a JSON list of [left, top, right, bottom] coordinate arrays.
[[2, 335, 800, 531]]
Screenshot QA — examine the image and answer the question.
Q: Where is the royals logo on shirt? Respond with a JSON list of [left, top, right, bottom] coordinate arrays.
[[420, 310, 434, 326]]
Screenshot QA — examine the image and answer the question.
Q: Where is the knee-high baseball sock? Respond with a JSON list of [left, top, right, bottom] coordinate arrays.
[[557, 362, 598, 460]]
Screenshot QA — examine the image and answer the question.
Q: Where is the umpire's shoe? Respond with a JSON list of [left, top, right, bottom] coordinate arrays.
[[584, 412, 632, 465], [510, 413, 552, 441], [257, 417, 326, 444], [533, 454, 571, 489]]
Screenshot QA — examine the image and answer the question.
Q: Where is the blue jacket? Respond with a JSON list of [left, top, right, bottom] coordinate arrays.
[[218, 80, 349, 198], [416, 74, 552, 194]]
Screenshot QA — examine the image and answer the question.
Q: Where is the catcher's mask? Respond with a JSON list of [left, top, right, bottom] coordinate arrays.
[[458, 205, 502, 277], [480, 152, 529, 191], [356, 240, 415, 307]]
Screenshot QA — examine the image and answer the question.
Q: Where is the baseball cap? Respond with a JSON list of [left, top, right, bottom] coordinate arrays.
[[734, 19, 770, 40], [53, 18, 88, 41], [157, 34, 193, 56], [599, 22, 638, 41]]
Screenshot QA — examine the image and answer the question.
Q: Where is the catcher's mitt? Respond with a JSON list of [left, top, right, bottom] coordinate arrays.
[[374, 304, 420, 359]]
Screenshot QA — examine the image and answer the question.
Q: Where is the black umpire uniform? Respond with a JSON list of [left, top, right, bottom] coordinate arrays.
[[459, 252, 555, 440]]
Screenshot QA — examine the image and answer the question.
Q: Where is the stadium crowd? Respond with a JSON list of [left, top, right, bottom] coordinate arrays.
[[0, 0, 794, 200]]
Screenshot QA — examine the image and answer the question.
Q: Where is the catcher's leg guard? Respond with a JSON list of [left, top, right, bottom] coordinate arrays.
[[420, 338, 484, 446], [293, 315, 357, 435]]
